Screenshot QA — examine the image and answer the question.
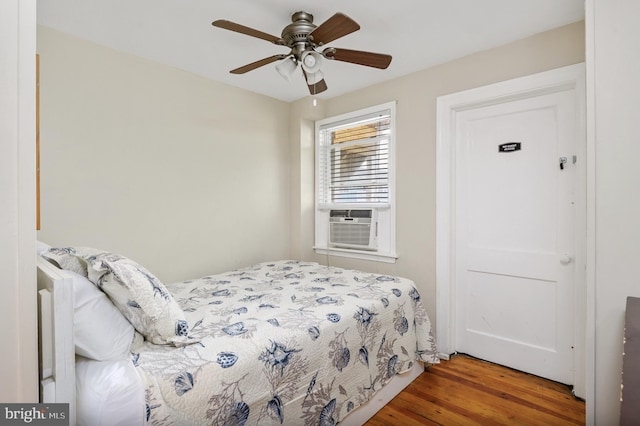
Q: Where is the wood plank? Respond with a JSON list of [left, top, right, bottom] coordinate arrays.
[[431, 359, 584, 422], [367, 403, 441, 426], [366, 354, 585, 426]]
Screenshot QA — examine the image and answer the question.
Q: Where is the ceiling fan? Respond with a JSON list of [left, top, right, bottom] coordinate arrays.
[[212, 11, 392, 96]]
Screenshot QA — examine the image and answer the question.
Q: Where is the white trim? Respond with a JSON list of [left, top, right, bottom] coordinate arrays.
[[318, 204, 391, 211], [584, 0, 596, 422], [0, 0, 38, 403], [435, 95, 456, 355], [435, 63, 587, 397], [314, 246, 399, 263], [315, 101, 397, 129]]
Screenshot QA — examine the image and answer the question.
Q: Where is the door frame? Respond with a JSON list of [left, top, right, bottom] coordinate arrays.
[[435, 63, 587, 397]]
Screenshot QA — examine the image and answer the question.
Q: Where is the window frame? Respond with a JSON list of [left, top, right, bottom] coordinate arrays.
[[314, 101, 398, 262]]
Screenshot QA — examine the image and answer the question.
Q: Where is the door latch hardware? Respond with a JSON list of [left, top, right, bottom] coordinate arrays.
[[559, 156, 568, 170]]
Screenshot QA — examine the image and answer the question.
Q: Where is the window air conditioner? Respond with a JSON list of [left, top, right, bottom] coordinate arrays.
[[329, 209, 377, 250]]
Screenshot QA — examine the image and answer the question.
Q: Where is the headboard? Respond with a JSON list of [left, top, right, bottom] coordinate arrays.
[[37, 257, 76, 425]]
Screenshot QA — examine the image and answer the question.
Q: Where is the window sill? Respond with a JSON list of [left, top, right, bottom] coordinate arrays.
[[313, 247, 398, 263]]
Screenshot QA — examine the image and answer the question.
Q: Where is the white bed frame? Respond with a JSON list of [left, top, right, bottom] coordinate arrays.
[[36, 257, 423, 426], [37, 257, 76, 426]]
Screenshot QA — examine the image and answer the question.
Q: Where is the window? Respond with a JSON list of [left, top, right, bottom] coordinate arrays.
[[315, 101, 397, 262]]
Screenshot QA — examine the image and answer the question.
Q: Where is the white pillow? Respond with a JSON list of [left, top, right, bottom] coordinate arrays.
[[36, 240, 51, 255], [70, 270, 135, 360], [75, 356, 146, 426]]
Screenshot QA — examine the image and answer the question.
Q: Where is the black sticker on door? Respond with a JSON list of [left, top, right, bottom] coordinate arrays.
[[498, 142, 521, 152]]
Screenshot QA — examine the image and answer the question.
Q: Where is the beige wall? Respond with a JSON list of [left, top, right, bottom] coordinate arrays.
[[288, 99, 325, 261], [291, 21, 585, 328], [37, 26, 291, 283]]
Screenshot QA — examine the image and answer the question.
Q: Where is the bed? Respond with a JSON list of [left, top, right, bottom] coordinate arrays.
[[37, 246, 439, 425]]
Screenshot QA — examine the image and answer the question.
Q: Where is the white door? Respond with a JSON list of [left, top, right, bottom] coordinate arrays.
[[453, 88, 579, 384]]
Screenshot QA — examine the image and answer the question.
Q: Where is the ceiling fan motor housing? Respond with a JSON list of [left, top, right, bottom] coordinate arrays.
[[281, 11, 318, 57]]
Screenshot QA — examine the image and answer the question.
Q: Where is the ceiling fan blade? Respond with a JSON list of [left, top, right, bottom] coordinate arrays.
[[324, 48, 392, 69], [308, 78, 328, 95], [212, 20, 283, 44], [309, 13, 360, 45], [230, 55, 287, 74], [302, 69, 328, 95]]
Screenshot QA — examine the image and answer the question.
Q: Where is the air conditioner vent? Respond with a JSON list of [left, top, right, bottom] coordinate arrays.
[[329, 209, 377, 250]]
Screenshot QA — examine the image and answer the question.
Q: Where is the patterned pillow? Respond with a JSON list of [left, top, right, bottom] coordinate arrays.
[[81, 252, 195, 346], [41, 246, 107, 277]]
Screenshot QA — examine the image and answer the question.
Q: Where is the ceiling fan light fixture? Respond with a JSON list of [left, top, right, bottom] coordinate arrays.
[[276, 57, 297, 81], [301, 50, 323, 74]]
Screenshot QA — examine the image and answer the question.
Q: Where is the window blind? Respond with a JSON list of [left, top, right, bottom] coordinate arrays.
[[318, 110, 391, 205]]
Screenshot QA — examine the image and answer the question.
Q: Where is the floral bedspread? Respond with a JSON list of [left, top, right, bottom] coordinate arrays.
[[131, 260, 439, 425]]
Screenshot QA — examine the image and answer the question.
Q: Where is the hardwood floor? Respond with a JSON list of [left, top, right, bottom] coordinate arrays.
[[366, 354, 585, 426]]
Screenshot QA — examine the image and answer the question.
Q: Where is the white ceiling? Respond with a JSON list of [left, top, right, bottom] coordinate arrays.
[[36, 0, 585, 102]]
